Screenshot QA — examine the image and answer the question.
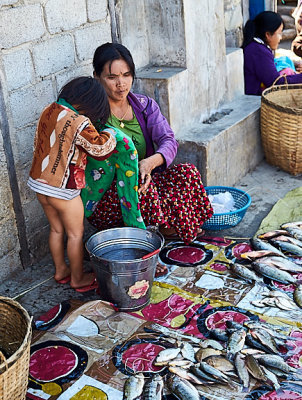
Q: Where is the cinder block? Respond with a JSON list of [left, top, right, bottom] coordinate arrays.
[[2, 48, 34, 90], [9, 80, 54, 128], [0, 5, 45, 49], [12, 124, 36, 168], [174, 95, 263, 186], [74, 24, 111, 61], [56, 64, 93, 92], [87, 0, 108, 22], [44, 0, 87, 34], [33, 35, 75, 77]]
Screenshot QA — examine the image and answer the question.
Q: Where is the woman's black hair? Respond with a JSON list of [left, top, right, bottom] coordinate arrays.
[[242, 11, 283, 48], [57, 76, 110, 123], [93, 42, 135, 80]]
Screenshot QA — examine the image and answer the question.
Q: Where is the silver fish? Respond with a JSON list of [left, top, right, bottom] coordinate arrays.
[[255, 354, 297, 373], [258, 230, 289, 239], [168, 359, 193, 368], [252, 261, 297, 284], [230, 263, 263, 283], [198, 360, 234, 385], [234, 353, 250, 392], [284, 226, 302, 241], [168, 366, 204, 385], [123, 373, 145, 400], [142, 375, 163, 400], [249, 329, 279, 354], [270, 238, 302, 257], [261, 366, 281, 393], [294, 284, 302, 308], [191, 363, 221, 382], [281, 221, 302, 229], [199, 339, 224, 350], [154, 347, 181, 364], [250, 238, 285, 257], [260, 256, 302, 274], [150, 323, 200, 344], [226, 329, 246, 361], [273, 235, 302, 248], [245, 354, 267, 382], [204, 355, 234, 373], [166, 374, 200, 400], [195, 347, 223, 362], [180, 342, 196, 362], [240, 250, 284, 260]]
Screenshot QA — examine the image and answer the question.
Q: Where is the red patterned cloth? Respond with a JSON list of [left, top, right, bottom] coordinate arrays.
[[87, 163, 213, 244]]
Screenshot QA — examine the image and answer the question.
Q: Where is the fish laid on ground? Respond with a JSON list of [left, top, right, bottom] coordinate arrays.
[[240, 250, 284, 260], [199, 339, 224, 350], [198, 360, 235, 386], [270, 238, 302, 257], [273, 235, 302, 248], [168, 359, 192, 368], [204, 355, 234, 373], [255, 354, 297, 373], [142, 375, 163, 400], [195, 347, 223, 362], [190, 363, 221, 383], [245, 354, 267, 382], [259, 256, 302, 274], [281, 221, 302, 229], [258, 230, 289, 239], [123, 373, 145, 400], [249, 329, 279, 354], [284, 226, 302, 241], [168, 366, 204, 385], [230, 263, 263, 283], [246, 332, 275, 354], [251, 261, 297, 284], [250, 238, 285, 257], [209, 328, 229, 342], [226, 329, 246, 361], [294, 285, 302, 308], [180, 342, 196, 362], [234, 353, 250, 392], [154, 347, 181, 365], [261, 365, 282, 394], [166, 374, 200, 400]]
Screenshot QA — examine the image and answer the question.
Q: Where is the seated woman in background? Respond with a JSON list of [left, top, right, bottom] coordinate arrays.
[[81, 42, 213, 247], [242, 11, 302, 95]]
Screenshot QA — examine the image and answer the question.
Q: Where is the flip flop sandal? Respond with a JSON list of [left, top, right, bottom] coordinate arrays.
[[55, 275, 71, 284], [74, 278, 98, 293]]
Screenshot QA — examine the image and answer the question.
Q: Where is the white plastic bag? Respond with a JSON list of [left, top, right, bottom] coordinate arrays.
[[208, 191, 236, 214]]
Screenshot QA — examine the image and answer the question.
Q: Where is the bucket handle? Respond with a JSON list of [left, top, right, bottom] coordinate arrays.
[[142, 248, 160, 260]]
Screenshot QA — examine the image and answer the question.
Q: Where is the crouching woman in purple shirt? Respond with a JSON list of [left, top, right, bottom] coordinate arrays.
[[243, 11, 302, 95], [82, 42, 213, 247]]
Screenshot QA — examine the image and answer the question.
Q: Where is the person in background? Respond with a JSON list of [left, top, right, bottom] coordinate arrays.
[[28, 77, 116, 292], [81, 43, 213, 258], [242, 11, 302, 95]]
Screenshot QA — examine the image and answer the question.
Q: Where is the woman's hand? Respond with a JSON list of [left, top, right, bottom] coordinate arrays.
[[138, 153, 164, 194]]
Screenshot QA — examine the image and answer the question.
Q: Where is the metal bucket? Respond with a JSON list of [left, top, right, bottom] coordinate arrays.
[[85, 227, 164, 312]]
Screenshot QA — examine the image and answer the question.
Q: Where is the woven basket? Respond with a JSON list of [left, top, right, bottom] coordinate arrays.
[[0, 297, 32, 400], [261, 79, 302, 175]]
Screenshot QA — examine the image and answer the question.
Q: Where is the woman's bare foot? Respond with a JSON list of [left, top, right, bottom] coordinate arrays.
[[70, 272, 96, 289]]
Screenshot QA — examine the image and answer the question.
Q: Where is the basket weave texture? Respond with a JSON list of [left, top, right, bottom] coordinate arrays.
[[0, 297, 32, 400], [261, 83, 302, 176]]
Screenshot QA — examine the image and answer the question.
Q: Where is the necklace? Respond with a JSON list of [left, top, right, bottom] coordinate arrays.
[[111, 104, 130, 128]]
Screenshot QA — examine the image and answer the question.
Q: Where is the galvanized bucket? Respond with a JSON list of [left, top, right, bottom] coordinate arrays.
[[85, 227, 164, 311]]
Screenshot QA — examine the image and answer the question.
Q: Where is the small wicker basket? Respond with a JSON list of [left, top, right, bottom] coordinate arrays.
[[261, 80, 302, 176], [0, 297, 32, 400]]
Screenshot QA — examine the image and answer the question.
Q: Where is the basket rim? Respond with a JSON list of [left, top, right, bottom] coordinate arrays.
[[205, 185, 251, 216], [0, 296, 32, 372], [261, 83, 302, 115]]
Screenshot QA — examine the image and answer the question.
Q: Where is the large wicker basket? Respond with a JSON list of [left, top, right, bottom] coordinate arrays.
[[261, 82, 302, 175], [0, 297, 32, 400]]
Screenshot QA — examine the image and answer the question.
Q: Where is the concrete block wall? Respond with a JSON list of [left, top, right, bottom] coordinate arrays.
[[0, 0, 111, 278]]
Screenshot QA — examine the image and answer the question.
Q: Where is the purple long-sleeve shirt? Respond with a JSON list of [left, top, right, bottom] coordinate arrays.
[[127, 91, 178, 169], [243, 40, 302, 95]]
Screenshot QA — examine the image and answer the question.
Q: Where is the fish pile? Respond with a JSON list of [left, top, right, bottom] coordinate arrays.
[[122, 319, 301, 399], [229, 221, 302, 310]]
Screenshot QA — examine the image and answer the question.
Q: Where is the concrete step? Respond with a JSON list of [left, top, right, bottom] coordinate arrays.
[[173, 95, 263, 186]]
